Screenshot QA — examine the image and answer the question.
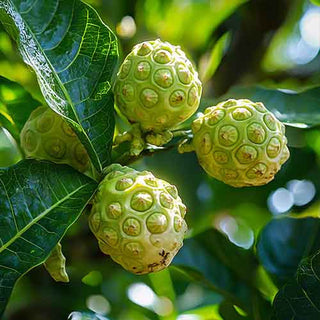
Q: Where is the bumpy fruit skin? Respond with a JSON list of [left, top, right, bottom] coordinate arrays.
[[88, 164, 187, 275], [20, 106, 91, 174], [114, 39, 202, 132], [191, 99, 290, 187]]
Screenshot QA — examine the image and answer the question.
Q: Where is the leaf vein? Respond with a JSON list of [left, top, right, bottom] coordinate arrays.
[[0, 183, 90, 255]]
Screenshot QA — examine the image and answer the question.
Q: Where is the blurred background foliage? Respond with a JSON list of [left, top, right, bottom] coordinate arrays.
[[1, 0, 320, 319]]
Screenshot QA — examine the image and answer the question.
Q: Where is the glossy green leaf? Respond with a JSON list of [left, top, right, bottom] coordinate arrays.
[[176, 229, 258, 285], [0, 0, 119, 172], [219, 86, 320, 128], [0, 76, 41, 142], [0, 127, 22, 167], [257, 217, 320, 287], [0, 159, 97, 315], [272, 250, 320, 320], [172, 229, 271, 319], [44, 242, 69, 283]]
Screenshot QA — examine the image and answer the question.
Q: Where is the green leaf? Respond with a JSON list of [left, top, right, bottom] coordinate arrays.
[[0, 127, 22, 167], [0, 159, 97, 315], [0, 0, 119, 172], [272, 250, 320, 320], [172, 229, 272, 319], [310, 0, 320, 6], [219, 86, 320, 128], [141, 0, 247, 49], [0, 76, 41, 142], [200, 32, 231, 84], [44, 242, 69, 283], [257, 217, 320, 287], [149, 269, 177, 320], [180, 304, 224, 320], [149, 269, 176, 302]]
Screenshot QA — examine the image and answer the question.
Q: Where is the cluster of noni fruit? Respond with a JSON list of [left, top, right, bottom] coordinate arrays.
[[20, 39, 289, 275]]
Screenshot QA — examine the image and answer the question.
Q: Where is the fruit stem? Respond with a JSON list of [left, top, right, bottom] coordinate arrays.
[[172, 129, 192, 138], [178, 139, 195, 153], [114, 131, 133, 144]]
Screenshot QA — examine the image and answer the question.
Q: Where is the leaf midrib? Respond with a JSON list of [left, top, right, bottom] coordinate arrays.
[[6, 0, 102, 171], [0, 182, 89, 254]]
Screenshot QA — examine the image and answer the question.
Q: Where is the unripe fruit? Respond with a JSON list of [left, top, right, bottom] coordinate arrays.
[[88, 164, 187, 274], [190, 99, 290, 187], [114, 39, 202, 132], [20, 106, 91, 174]]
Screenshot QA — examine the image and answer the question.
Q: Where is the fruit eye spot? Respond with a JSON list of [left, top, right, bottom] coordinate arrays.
[[116, 178, 134, 191], [44, 137, 66, 159], [218, 125, 239, 147], [147, 213, 168, 234], [131, 191, 153, 211], [140, 88, 159, 108], [267, 137, 281, 158], [235, 145, 258, 164], [123, 218, 141, 236], [154, 69, 173, 88]]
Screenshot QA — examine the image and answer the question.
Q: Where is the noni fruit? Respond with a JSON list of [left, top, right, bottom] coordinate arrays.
[[114, 39, 202, 132], [88, 164, 187, 274], [20, 106, 91, 174], [183, 99, 290, 187]]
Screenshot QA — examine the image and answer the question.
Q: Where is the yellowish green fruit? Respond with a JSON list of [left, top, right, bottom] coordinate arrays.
[[180, 99, 290, 187], [88, 164, 187, 274], [114, 39, 202, 133], [20, 106, 91, 174]]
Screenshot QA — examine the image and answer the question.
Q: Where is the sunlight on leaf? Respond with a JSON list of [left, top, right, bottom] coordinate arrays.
[[0, 0, 119, 172], [0, 127, 21, 166], [141, 0, 247, 50], [199, 32, 231, 84]]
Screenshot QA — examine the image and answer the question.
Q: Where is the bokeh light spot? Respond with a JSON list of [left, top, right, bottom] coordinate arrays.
[[287, 37, 319, 65], [127, 283, 156, 308], [300, 7, 320, 48], [287, 179, 316, 206], [177, 315, 201, 320], [197, 182, 213, 202], [116, 16, 136, 38], [86, 295, 110, 315], [154, 296, 174, 316], [218, 216, 254, 249], [268, 187, 294, 215]]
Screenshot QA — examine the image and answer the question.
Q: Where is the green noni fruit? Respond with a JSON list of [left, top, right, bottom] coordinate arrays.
[[88, 164, 187, 274], [20, 106, 91, 174], [113, 39, 202, 133], [184, 99, 290, 187]]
